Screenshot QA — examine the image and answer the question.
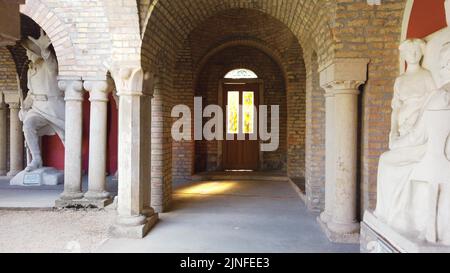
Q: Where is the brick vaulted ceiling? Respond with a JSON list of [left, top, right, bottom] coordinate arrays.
[[139, 0, 335, 72]]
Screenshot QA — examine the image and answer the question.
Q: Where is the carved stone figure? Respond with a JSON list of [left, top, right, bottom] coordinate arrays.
[[423, 0, 450, 88], [374, 39, 436, 234], [20, 29, 65, 172], [375, 42, 450, 246]]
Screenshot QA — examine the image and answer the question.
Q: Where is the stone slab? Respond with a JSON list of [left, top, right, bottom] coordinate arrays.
[[361, 211, 450, 253], [317, 217, 360, 244], [55, 198, 113, 209], [10, 168, 64, 187]]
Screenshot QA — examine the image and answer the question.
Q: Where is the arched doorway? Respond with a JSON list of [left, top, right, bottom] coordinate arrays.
[[193, 45, 290, 175]]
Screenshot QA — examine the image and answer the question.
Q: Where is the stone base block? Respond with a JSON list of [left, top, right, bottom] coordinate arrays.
[[361, 211, 450, 253], [10, 168, 64, 186], [109, 214, 159, 239], [317, 217, 360, 244], [55, 198, 113, 209]]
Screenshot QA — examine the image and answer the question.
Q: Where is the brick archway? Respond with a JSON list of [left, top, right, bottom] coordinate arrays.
[[19, 0, 77, 76]]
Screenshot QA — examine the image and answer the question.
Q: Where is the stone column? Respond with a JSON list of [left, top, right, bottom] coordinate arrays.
[[7, 102, 23, 177], [83, 79, 112, 207], [57, 79, 84, 203], [320, 89, 336, 224], [0, 99, 7, 176], [109, 67, 158, 239], [319, 58, 369, 242], [327, 81, 363, 235]]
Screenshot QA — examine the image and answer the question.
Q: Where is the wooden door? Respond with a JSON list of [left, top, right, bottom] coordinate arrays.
[[223, 83, 259, 170]]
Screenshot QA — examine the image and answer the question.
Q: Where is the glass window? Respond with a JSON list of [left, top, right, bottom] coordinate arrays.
[[242, 91, 254, 134], [227, 91, 239, 134], [224, 69, 258, 79]]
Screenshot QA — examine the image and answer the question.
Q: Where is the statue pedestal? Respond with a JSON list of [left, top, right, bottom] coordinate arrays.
[[9, 167, 64, 186], [361, 211, 450, 253]]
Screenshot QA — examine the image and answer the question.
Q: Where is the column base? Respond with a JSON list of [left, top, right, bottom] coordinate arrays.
[[109, 213, 159, 239], [320, 211, 331, 224], [318, 216, 360, 244], [59, 191, 84, 201], [55, 197, 113, 209], [84, 190, 111, 200]]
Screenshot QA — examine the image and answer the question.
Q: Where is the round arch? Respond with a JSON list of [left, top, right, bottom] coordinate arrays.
[[19, 0, 77, 76]]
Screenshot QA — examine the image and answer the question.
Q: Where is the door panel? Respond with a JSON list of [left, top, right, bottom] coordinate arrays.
[[223, 83, 259, 170]]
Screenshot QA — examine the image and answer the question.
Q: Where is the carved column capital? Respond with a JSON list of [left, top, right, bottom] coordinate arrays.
[[83, 78, 114, 102], [323, 80, 365, 96], [320, 58, 370, 95], [3, 91, 20, 106], [8, 102, 20, 109], [59, 79, 83, 102], [110, 66, 155, 97]]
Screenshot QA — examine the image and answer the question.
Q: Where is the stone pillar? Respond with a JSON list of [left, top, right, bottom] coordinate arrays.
[[0, 99, 7, 176], [7, 102, 23, 177], [319, 58, 369, 243], [109, 67, 158, 239], [57, 79, 84, 203], [83, 79, 113, 207], [320, 89, 336, 224]]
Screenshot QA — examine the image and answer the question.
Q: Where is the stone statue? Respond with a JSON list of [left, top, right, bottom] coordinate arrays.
[[375, 42, 450, 246], [20, 29, 65, 172], [423, 0, 450, 88], [374, 39, 436, 234]]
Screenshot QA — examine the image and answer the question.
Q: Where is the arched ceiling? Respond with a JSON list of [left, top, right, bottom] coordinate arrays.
[[140, 0, 335, 70]]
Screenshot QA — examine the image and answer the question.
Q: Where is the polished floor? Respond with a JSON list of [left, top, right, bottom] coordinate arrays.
[[97, 179, 359, 253]]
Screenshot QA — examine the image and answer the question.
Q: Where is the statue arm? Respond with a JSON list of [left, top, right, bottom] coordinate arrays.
[[390, 114, 427, 150]]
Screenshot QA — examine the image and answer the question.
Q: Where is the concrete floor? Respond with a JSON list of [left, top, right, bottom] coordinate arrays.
[[98, 180, 359, 253]]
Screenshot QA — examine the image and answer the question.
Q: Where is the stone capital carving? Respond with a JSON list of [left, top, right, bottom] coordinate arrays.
[[59, 80, 83, 102], [3, 91, 20, 105], [320, 58, 369, 91], [84, 78, 114, 102], [110, 66, 144, 97], [323, 81, 365, 96], [109, 66, 156, 98]]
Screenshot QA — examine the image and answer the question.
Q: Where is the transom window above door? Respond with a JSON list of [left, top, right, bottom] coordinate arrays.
[[224, 68, 258, 79]]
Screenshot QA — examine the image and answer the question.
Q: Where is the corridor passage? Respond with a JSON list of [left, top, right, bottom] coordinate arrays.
[[98, 180, 359, 253]]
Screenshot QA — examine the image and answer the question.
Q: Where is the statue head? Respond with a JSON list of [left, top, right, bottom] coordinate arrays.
[[21, 29, 51, 64], [440, 42, 450, 86], [446, 0, 450, 26], [399, 39, 426, 65]]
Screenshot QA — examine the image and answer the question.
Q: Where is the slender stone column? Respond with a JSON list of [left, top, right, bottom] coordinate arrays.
[[319, 58, 368, 242], [109, 67, 158, 239], [7, 102, 23, 177], [83, 79, 112, 206], [0, 101, 7, 176], [58, 79, 84, 201], [320, 89, 336, 224]]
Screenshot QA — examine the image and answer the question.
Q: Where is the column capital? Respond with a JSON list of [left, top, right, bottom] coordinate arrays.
[[59, 79, 83, 102], [320, 58, 370, 91], [110, 65, 155, 97], [3, 91, 20, 106], [84, 78, 114, 102], [323, 80, 365, 96]]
